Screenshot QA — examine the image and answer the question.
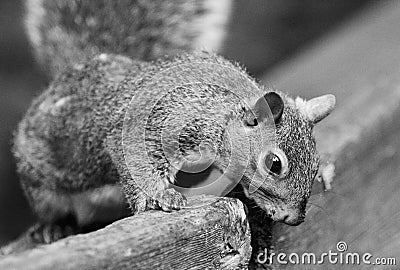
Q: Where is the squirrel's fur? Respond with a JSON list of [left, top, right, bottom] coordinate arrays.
[[26, 0, 232, 76], [14, 51, 323, 225], [7, 0, 335, 250]]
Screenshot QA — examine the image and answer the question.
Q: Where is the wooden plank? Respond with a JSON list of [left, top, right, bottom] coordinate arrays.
[[0, 196, 251, 270], [255, 1, 400, 269]]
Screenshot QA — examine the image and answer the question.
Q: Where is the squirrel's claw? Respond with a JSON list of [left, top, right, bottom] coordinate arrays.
[[317, 162, 336, 191], [0, 221, 77, 255], [154, 188, 187, 212], [30, 223, 76, 244]]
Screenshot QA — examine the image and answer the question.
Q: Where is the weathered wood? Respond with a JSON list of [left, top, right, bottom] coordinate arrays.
[[256, 1, 400, 269], [0, 196, 251, 270]]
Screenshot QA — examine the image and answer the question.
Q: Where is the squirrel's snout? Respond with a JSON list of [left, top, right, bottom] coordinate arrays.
[[267, 206, 305, 226], [283, 213, 305, 226]]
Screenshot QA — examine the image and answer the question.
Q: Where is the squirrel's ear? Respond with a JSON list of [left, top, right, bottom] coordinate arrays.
[[254, 92, 284, 124], [305, 94, 336, 124]]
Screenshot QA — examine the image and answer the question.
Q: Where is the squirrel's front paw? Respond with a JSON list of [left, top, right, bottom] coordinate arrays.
[[30, 222, 77, 244], [154, 188, 187, 212]]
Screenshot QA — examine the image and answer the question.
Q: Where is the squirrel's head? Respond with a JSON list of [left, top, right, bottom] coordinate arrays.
[[229, 91, 335, 226]]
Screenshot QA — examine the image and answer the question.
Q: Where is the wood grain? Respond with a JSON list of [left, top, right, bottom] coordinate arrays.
[[0, 196, 251, 270], [257, 1, 400, 269]]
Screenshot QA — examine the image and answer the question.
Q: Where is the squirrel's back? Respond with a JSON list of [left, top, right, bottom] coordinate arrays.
[[14, 50, 258, 192], [26, 0, 233, 75], [12, 51, 261, 227]]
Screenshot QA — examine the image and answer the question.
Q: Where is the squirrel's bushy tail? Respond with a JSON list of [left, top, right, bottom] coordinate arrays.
[[25, 0, 233, 76]]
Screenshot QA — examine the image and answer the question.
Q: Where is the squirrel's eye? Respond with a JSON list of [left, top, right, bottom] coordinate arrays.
[[259, 148, 289, 178], [264, 153, 282, 175], [245, 118, 258, 127]]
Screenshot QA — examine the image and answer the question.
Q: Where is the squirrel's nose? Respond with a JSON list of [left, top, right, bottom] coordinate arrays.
[[283, 216, 304, 226], [283, 214, 305, 226], [264, 204, 306, 225], [270, 207, 305, 226]]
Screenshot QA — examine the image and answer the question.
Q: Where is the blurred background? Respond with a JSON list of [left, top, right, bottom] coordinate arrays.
[[0, 0, 377, 245]]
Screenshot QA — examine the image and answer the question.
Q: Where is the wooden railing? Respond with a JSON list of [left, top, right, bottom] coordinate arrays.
[[0, 196, 251, 269]]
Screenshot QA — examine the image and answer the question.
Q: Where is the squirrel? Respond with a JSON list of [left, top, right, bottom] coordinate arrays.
[[6, 0, 335, 251]]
